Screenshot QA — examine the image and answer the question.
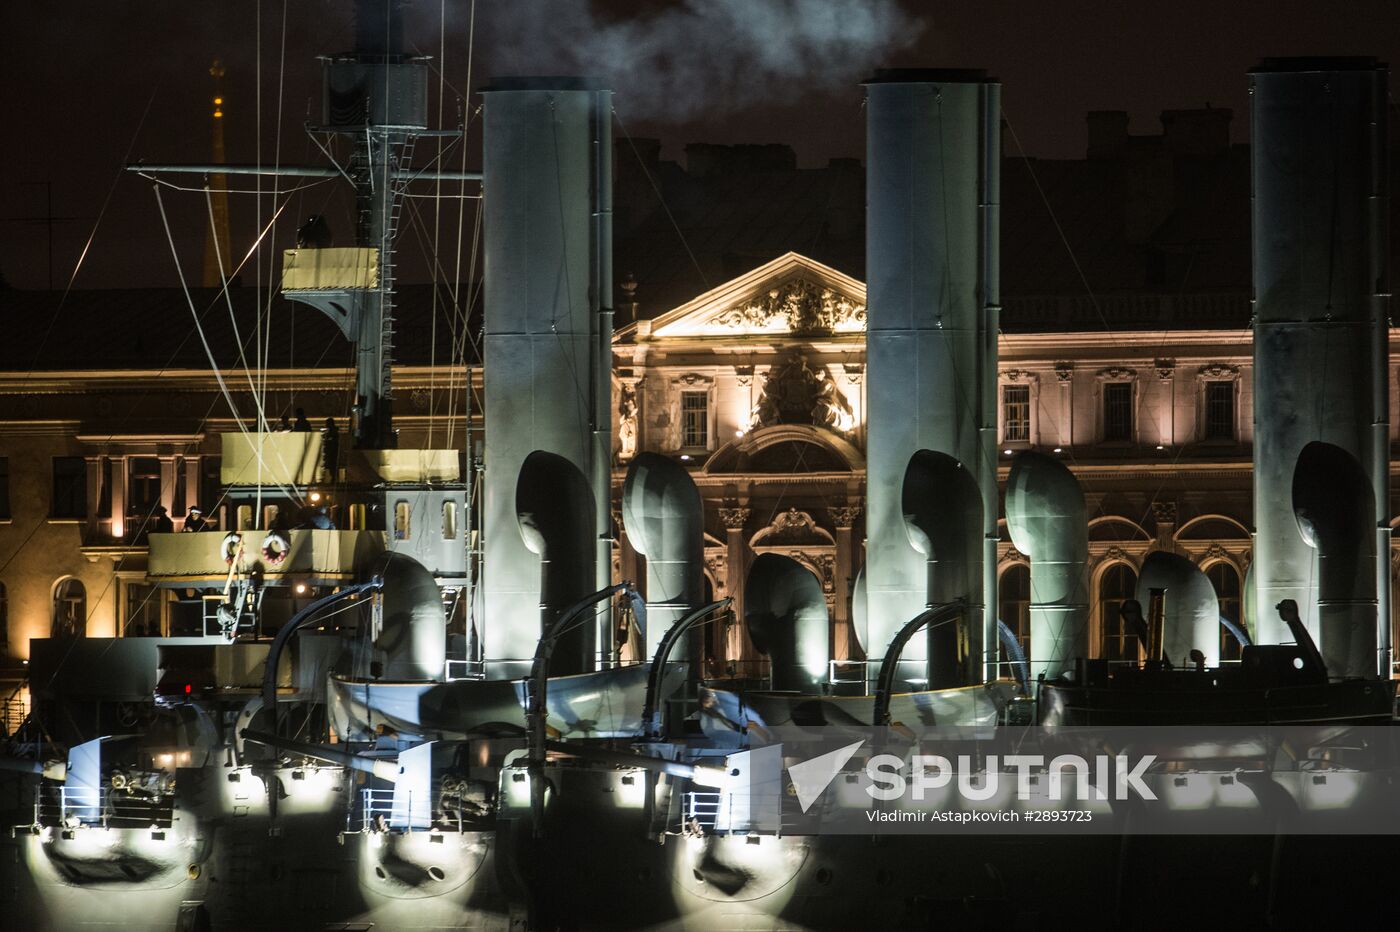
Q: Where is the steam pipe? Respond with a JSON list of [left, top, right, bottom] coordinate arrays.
[[622, 453, 704, 657], [1221, 616, 1252, 649], [873, 599, 968, 727], [241, 728, 401, 782], [901, 450, 983, 687], [1276, 599, 1329, 677], [1136, 551, 1221, 667], [1293, 441, 1378, 677], [526, 583, 638, 837], [590, 87, 616, 659], [642, 599, 732, 738], [1005, 452, 1089, 680], [995, 620, 1029, 691], [745, 554, 831, 693], [977, 80, 1003, 684], [517, 451, 597, 675], [1249, 58, 1389, 651], [262, 577, 384, 737]]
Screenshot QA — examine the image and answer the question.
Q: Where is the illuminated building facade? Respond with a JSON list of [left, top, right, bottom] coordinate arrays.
[[2, 102, 1399, 710]]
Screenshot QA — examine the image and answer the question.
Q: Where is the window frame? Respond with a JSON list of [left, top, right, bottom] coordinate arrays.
[[680, 390, 710, 450], [1001, 384, 1032, 444], [51, 456, 88, 520], [1202, 380, 1237, 442], [1096, 560, 1140, 663], [1101, 381, 1135, 444]]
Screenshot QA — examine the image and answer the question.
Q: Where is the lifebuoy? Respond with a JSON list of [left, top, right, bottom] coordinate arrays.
[[221, 533, 243, 566], [261, 531, 290, 566]]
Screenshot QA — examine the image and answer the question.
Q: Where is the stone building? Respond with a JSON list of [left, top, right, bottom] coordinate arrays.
[[2, 103, 1399, 714]]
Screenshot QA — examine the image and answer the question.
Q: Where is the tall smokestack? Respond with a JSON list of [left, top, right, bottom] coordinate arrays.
[[1249, 58, 1390, 676], [480, 78, 614, 678], [863, 69, 1001, 688]]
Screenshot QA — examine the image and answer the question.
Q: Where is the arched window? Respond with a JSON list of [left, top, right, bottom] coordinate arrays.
[[394, 501, 412, 541], [1098, 563, 1138, 663], [998, 564, 1031, 676], [441, 500, 457, 541], [1206, 562, 1243, 661], [52, 578, 87, 639]]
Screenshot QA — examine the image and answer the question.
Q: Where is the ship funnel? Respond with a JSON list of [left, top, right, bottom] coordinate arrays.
[[517, 451, 597, 676], [372, 552, 447, 681], [745, 554, 831, 693], [1136, 551, 1220, 667], [481, 78, 614, 677], [1005, 452, 1088, 680], [622, 453, 704, 658], [902, 450, 983, 687], [1249, 57, 1389, 672], [863, 69, 1001, 687], [1294, 441, 1378, 677]]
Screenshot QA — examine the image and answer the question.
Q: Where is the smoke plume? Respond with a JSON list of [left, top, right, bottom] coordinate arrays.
[[474, 0, 924, 120]]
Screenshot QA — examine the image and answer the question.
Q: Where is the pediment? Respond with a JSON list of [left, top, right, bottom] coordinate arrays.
[[632, 252, 866, 340]]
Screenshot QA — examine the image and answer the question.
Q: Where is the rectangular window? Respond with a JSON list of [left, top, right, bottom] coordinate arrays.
[[1102, 382, 1133, 443], [442, 500, 457, 541], [394, 501, 411, 541], [51, 457, 87, 519], [1002, 385, 1031, 443], [127, 457, 162, 515], [1204, 381, 1235, 441], [124, 582, 161, 637], [681, 392, 708, 449], [0, 457, 9, 520]]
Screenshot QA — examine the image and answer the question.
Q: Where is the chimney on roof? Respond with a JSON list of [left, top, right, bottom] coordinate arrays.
[[1160, 106, 1233, 156], [1086, 110, 1129, 160]]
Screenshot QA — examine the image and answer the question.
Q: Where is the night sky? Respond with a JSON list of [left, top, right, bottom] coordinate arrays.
[[2, 0, 1397, 291]]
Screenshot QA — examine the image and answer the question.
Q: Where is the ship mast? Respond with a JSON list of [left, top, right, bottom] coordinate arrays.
[[129, 0, 479, 451], [201, 60, 232, 289], [320, 0, 415, 449]]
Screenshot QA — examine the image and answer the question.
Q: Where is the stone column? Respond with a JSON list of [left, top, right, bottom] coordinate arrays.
[[84, 456, 101, 540], [159, 457, 177, 519], [1055, 362, 1073, 450], [719, 506, 752, 665], [110, 456, 126, 539], [1151, 501, 1178, 552], [183, 457, 202, 523], [830, 502, 863, 660]]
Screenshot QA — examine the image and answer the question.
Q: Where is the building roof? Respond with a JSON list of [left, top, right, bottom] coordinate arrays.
[[0, 282, 481, 372]]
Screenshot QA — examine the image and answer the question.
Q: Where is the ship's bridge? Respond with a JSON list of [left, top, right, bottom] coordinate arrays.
[[147, 431, 467, 586]]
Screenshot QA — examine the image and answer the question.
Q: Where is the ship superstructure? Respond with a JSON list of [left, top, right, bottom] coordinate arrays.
[[1, 4, 1396, 929]]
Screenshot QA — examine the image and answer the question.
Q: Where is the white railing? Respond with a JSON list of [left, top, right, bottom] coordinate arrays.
[[828, 659, 867, 686], [444, 659, 485, 682], [348, 788, 397, 832], [682, 791, 726, 833], [37, 786, 174, 829]]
